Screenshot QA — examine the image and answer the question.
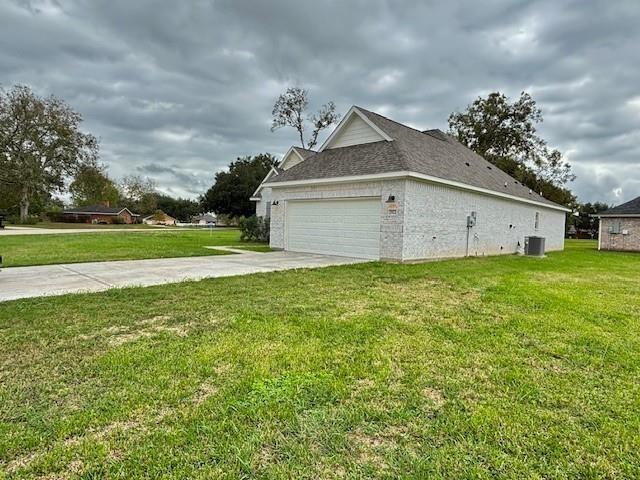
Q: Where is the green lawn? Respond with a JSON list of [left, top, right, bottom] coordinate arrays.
[[1, 241, 639, 478], [0, 229, 264, 266], [8, 221, 160, 229]]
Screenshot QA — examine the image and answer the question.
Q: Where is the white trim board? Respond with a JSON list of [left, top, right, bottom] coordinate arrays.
[[318, 106, 393, 152], [265, 171, 570, 212]]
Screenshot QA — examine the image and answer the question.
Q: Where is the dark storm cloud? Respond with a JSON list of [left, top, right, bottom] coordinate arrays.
[[1, 0, 638, 203]]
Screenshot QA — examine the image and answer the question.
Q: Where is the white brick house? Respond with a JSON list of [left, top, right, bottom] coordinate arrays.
[[253, 106, 569, 261]]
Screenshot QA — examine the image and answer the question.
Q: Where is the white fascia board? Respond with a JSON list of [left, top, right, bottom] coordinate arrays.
[[317, 106, 393, 152], [265, 171, 571, 212], [596, 214, 640, 218], [251, 167, 279, 198]]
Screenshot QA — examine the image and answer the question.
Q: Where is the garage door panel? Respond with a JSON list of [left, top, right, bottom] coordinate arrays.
[[286, 198, 381, 259]]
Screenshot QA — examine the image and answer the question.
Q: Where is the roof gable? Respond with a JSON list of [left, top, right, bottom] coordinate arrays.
[[279, 146, 315, 170], [320, 106, 392, 151]]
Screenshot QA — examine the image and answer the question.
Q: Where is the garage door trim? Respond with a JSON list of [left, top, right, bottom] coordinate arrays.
[[284, 196, 382, 259]]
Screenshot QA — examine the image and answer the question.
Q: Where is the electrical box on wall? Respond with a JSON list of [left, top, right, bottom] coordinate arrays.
[[467, 211, 477, 227]]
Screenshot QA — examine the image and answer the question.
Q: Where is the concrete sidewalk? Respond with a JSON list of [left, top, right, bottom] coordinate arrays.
[[0, 251, 368, 302]]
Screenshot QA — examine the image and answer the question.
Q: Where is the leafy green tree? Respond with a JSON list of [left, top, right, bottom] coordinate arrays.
[[201, 153, 277, 218], [154, 194, 200, 222], [119, 175, 157, 215], [69, 164, 120, 207], [271, 87, 340, 149], [572, 202, 610, 233], [0, 85, 99, 220], [448, 91, 576, 207]]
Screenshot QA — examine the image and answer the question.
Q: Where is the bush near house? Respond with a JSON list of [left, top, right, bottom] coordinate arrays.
[[239, 215, 270, 242]]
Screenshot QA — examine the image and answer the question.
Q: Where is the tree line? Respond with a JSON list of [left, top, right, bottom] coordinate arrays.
[[0, 85, 202, 222], [0, 83, 611, 228]]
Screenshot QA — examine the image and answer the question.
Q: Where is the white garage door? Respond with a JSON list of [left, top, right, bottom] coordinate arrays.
[[286, 198, 381, 259]]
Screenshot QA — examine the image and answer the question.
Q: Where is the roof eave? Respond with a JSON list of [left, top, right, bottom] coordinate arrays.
[[264, 171, 570, 212]]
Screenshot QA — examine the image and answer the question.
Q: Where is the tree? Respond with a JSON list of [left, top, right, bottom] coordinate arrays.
[[572, 202, 610, 235], [0, 85, 99, 220], [154, 193, 200, 222], [448, 91, 576, 206], [69, 164, 120, 207], [271, 87, 340, 149], [200, 153, 277, 218], [119, 175, 157, 215]]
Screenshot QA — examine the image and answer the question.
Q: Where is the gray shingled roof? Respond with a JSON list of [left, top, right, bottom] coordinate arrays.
[[267, 106, 564, 209], [598, 196, 640, 216], [63, 204, 135, 215], [292, 146, 316, 160]]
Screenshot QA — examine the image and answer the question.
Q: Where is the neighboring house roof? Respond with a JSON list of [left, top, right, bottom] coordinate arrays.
[[265, 106, 567, 211], [63, 205, 138, 216], [193, 213, 217, 222], [142, 213, 176, 221], [597, 196, 640, 216]]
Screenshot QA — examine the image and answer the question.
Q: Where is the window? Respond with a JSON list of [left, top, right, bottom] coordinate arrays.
[[534, 212, 540, 230]]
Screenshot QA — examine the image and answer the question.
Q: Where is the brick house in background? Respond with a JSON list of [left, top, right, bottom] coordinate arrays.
[[62, 203, 140, 224], [597, 195, 640, 252]]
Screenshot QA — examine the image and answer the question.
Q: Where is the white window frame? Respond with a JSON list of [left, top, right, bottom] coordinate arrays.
[[534, 211, 540, 230]]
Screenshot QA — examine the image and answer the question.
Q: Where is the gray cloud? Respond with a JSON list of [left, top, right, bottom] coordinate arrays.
[[1, 0, 639, 204]]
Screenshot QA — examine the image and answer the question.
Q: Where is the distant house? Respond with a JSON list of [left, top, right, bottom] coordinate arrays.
[[63, 204, 139, 224], [143, 212, 176, 226], [596, 195, 640, 252], [192, 213, 217, 225]]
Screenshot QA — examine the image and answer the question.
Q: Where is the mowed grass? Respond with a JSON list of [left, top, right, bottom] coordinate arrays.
[[0, 228, 263, 266], [1, 241, 639, 478], [8, 222, 159, 229]]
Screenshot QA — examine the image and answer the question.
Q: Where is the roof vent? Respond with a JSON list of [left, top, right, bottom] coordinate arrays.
[[487, 165, 492, 170], [465, 162, 470, 166], [504, 182, 508, 188]]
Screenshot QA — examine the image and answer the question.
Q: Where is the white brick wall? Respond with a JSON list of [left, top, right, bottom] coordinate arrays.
[[269, 180, 405, 259], [402, 179, 565, 260], [255, 187, 272, 218], [268, 178, 566, 261]]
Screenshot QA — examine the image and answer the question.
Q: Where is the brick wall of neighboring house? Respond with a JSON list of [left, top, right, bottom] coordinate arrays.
[[599, 217, 640, 251], [117, 210, 134, 224], [88, 210, 134, 224]]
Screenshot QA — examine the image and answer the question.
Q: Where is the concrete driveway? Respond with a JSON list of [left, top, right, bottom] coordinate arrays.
[[0, 251, 369, 302]]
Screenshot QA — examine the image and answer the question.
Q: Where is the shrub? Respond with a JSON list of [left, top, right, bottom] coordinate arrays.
[[239, 215, 270, 242], [111, 215, 126, 224], [7, 214, 40, 225]]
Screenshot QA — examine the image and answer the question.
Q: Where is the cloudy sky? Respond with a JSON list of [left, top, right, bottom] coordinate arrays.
[[2, 0, 639, 203]]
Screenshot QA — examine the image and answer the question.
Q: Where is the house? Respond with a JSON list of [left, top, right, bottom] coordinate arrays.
[[62, 204, 139, 224], [192, 213, 217, 226], [142, 212, 176, 226], [253, 105, 569, 261], [596, 195, 640, 252]]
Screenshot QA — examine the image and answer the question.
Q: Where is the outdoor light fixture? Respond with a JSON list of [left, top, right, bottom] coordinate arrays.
[[385, 195, 396, 203], [271, 200, 279, 206]]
